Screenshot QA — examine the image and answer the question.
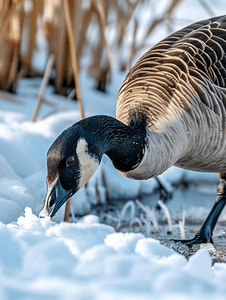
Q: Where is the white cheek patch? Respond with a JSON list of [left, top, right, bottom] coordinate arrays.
[[76, 138, 99, 189]]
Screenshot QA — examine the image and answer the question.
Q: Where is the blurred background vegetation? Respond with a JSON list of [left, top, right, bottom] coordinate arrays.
[[0, 0, 217, 98], [0, 0, 188, 96]]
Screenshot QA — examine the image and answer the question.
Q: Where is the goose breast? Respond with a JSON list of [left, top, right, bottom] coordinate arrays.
[[116, 15, 226, 174]]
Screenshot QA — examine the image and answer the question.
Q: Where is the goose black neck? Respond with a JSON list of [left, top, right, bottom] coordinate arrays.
[[78, 115, 147, 172]]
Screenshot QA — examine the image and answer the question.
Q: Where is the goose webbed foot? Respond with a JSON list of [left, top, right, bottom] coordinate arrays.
[[173, 233, 213, 248], [173, 176, 226, 248]]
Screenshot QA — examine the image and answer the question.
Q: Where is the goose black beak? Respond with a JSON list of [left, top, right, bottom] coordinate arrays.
[[39, 177, 70, 218]]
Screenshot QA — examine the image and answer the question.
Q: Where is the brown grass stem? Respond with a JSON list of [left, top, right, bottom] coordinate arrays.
[[64, 198, 71, 223], [94, 0, 113, 72], [63, 0, 84, 119], [0, 0, 24, 45], [40, 89, 76, 120], [31, 53, 55, 122]]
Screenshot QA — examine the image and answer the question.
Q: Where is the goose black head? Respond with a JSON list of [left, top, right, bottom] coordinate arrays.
[[39, 122, 101, 218]]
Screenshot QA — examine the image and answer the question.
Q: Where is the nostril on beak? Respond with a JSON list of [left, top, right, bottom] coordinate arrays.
[[39, 209, 48, 218], [49, 199, 55, 207]]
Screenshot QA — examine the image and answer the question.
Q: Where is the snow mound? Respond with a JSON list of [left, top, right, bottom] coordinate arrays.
[[0, 209, 225, 299], [0, 198, 22, 224]]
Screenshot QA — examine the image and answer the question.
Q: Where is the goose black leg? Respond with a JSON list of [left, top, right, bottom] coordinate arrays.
[[155, 177, 173, 204], [174, 175, 226, 247]]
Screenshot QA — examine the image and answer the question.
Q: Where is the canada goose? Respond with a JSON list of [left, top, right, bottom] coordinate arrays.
[[40, 15, 226, 247]]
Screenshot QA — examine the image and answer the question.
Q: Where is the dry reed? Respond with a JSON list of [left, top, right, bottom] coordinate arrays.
[[31, 53, 55, 122], [0, 0, 197, 98]]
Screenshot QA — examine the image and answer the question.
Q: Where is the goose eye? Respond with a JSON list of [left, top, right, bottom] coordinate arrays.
[[66, 156, 75, 167]]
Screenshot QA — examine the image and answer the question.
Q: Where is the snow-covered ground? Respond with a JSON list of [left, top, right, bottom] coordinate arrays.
[[1, 207, 225, 300], [0, 71, 225, 300], [1, 208, 226, 300], [1, 0, 226, 298]]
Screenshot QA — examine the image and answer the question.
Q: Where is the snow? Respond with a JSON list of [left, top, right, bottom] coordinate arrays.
[[0, 1, 226, 298], [1, 87, 226, 300], [1, 209, 226, 299]]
